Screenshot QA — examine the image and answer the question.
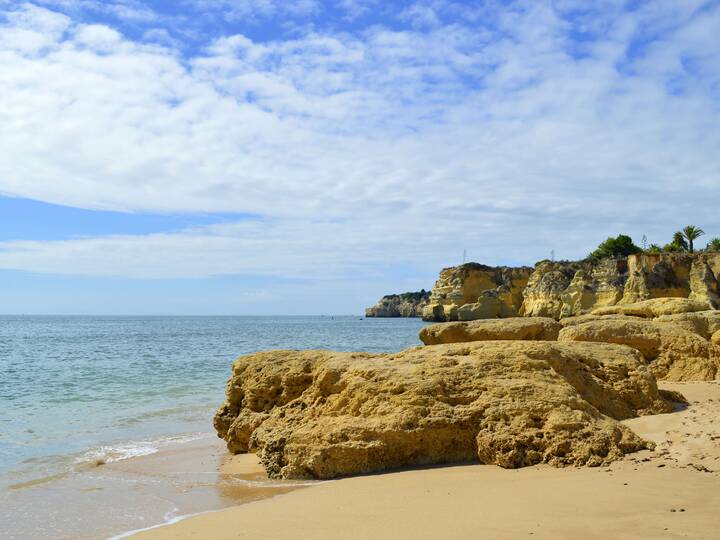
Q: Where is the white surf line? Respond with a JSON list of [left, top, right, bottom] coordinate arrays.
[[107, 510, 214, 540], [106, 480, 329, 539]]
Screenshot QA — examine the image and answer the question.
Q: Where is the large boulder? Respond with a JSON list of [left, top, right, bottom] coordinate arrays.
[[559, 314, 639, 328], [214, 342, 673, 479], [558, 319, 720, 381], [419, 317, 561, 345], [591, 298, 711, 318], [654, 310, 720, 339]]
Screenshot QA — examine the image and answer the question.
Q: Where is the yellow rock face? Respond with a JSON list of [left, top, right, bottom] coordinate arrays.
[[591, 298, 711, 318], [422, 263, 533, 321], [419, 317, 562, 345], [520, 259, 628, 319], [425, 254, 720, 323], [654, 311, 720, 339], [558, 319, 720, 381], [214, 342, 673, 479]]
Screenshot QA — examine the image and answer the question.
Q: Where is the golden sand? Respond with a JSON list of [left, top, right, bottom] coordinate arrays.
[[133, 382, 720, 540]]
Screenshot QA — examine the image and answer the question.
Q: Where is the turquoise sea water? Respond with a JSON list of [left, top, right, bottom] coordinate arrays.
[[0, 316, 426, 507]]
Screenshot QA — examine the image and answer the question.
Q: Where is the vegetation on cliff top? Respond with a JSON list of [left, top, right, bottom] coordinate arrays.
[[588, 235, 642, 261], [383, 290, 430, 301], [590, 227, 716, 260]]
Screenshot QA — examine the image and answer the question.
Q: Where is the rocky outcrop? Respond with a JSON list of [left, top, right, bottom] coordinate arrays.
[[422, 263, 533, 322], [520, 259, 627, 319], [621, 253, 720, 307], [365, 290, 431, 317], [591, 298, 710, 318], [558, 319, 720, 381], [419, 317, 562, 345], [423, 254, 720, 322], [214, 342, 674, 479], [655, 311, 720, 339]]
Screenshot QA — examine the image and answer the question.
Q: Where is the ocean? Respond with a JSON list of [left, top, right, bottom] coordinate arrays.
[[0, 315, 427, 539]]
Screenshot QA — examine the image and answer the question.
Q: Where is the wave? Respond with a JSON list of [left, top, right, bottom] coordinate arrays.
[[76, 432, 212, 466], [4, 431, 214, 491]]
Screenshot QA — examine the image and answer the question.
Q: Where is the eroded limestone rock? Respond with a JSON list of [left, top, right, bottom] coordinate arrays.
[[419, 317, 561, 345], [422, 263, 533, 322], [558, 319, 720, 381], [422, 254, 720, 323], [214, 342, 673, 479], [622, 253, 719, 307], [520, 259, 628, 319], [591, 298, 711, 318], [654, 311, 720, 339]]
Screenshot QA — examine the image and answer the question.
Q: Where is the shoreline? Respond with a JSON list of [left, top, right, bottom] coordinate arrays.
[[130, 381, 720, 540], [0, 434, 311, 540]]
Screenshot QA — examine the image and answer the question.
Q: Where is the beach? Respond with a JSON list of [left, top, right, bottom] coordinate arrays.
[[0, 316, 423, 539], [133, 381, 720, 540]]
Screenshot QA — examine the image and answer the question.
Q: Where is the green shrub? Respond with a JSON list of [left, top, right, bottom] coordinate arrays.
[[588, 234, 642, 260]]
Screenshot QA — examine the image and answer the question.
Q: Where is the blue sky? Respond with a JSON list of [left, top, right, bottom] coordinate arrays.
[[0, 0, 719, 314]]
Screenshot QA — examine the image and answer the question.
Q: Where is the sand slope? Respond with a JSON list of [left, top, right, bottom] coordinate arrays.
[[135, 382, 720, 540]]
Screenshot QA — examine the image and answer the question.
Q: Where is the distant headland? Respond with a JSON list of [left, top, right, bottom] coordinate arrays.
[[366, 229, 720, 321]]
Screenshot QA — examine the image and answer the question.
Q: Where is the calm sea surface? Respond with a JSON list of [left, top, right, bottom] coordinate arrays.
[[0, 315, 426, 538]]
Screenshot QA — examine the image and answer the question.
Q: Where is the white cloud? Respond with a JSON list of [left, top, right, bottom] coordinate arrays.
[[0, 1, 719, 283]]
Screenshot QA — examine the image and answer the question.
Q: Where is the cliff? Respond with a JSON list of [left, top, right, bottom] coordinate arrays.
[[422, 253, 720, 322], [365, 290, 430, 317], [421, 263, 534, 322]]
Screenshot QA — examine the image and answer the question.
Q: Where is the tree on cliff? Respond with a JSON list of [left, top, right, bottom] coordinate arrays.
[[664, 231, 689, 252], [705, 238, 720, 252], [588, 234, 642, 260], [681, 225, 705, 253]]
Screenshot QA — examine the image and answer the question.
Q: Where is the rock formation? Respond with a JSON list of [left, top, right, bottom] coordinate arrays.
[[365, 290, 431, 317], [426, 302, 720, 381], [419, 317, 562, 345], [558, 318, 720, 381], [214, 342, 674, 479], [520, 259, 627, 319], [421, 263, 533, 322], [214, 253, 720, 480], [591, 297, 710, 318], [421, 253, 720, 322], [655, 311, 720, 339]]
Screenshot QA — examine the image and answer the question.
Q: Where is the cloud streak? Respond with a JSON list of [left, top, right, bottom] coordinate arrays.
[[0, 1, 719, 285]]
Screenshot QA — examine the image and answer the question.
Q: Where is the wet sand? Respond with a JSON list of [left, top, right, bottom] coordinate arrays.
[[1, 436, 309, 540], [132, 382, 720, 540]]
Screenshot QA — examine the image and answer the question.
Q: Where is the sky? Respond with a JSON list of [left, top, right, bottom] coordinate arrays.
[[0, 0, 719, 315]]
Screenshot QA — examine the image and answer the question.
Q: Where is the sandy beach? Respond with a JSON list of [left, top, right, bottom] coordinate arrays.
[[131, 381, 720, 540]]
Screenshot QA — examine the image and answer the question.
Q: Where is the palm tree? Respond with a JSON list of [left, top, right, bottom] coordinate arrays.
[[681, 225, 705, 254]]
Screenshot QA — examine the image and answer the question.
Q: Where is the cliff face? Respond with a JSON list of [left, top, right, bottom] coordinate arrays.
[[421, 263, 534, 322], [365, 290, 430, 317], [622, 253, 720, 307], [423, 254, 720, 322]]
